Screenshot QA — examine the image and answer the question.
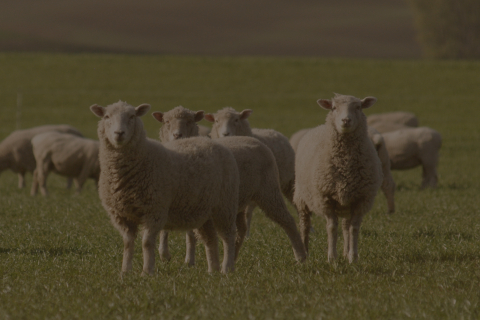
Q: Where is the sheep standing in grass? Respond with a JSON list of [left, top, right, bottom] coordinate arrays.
[[152, 106, 306, 265], [90, 101, 239, 275], [0, 125, 83, 188], [367, 111, 418, 133], [290, 127, 395, 214], [293, 94, 382, 263], [30, 132, 100, 196], [382, 127, 441, 188], [204, 107, 296, 235]]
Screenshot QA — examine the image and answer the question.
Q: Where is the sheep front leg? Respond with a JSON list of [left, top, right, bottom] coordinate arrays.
[[342, 218, 351, 258], [324, 207, 338, 262], [158, 230, 171, 261], [30, 169, 39, 196], [195, 219, 220, 272], [348, 213, 364, 263], [18, 172, 26, 189], [185, 230, 196, 266], [235, 210, 248, 261], [120, 223, 138, 274], [142, 226, 161, 276], [244, 202, 256, 238], [297, 204, 312, 252], [38, 162, 50, 197]]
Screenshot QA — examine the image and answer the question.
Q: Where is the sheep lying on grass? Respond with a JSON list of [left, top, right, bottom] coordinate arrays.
[[30, 132, 100, 196], [152, 106, 306, 265], [0, 125, 83, 188], [290, 127, 395, 214], [367, 111, 418, 133], [293, 94, 382, 263], [382, 127, 442, 188], [90, 101, 239, 275], [205, 107, 296, 236]]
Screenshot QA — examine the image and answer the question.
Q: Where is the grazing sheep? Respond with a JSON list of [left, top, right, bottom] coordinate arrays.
[[90, 101, 239, 275], [204, 107, 296, 236], [30, 132, 100, 196], [367, 111, 418, 133], [152, 106, 306, 265], [290, 127, 395, 214], [382, 127, 441, 188], [0, 125, 83, 188], [293, 94, 382, 263]]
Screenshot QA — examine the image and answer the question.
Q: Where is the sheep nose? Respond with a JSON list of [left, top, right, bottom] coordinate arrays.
[[342, 118, 351, 126], [173, 133, 183, 139], [114, 131, 125, 137]]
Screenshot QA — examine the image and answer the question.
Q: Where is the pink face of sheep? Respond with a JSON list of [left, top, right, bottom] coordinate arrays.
[[204, 109, 252, 137], [318, 94, 377, 134], [90, 102, 151, 147], [152, 108, 204, 142]]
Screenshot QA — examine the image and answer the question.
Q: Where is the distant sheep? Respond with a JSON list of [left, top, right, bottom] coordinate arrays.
[[293, 94, 382, 263], [367, 111, 418, 133], [152, 106, 306, 265], [205, 107, 296, 235], [90, 101, 239, 275], [0, 125, 83, 188], [30, 132, 100, 196], [382, 127, 441, 188]]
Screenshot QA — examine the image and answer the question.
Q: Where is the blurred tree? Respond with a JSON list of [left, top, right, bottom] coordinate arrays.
[[409, 0, 480, 58]]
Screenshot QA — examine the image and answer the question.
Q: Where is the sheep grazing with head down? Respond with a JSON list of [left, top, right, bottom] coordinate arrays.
[[204, 107, 296, 236], [0, 125, 83, 188], [152, 106, 306, 265], [367, 111, 419, 134], [294, 93, 382, 263], [90, 101, 239, 275], [30, 132, 100, 196]]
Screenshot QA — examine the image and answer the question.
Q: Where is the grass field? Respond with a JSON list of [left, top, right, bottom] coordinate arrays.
[[0, 53, 479, 319]]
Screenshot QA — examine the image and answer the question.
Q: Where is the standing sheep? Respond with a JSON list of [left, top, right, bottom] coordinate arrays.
[[0, 125, 83, 188], [152, 106, 307, 265], [151, 106, 210, 141], [204, 107, 296, 235], [294, 94, 382, 263], [290, 127, 395, 214], [367, 111, 419, 134], [30, 132, 100, 196], [382, 127, 441, 188], [90, 101, 239, 275]]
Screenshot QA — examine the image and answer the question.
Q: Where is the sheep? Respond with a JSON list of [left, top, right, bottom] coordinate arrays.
[[293, 93, 382, 263], [90, 101, 239, 275], [151, 106, 210, 141], [204, 107, 296, 236], [381, 127, 441, 188], [0, 125, 83, 188], [290, 127, 396, 214], [30, 132, 100, 196], [152, 106, 307, 265], [367, 111, 419, 133]]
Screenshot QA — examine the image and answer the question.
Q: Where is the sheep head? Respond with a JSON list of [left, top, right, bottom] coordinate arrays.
[[204, 107, 253, 138], [152, 106, 204, 142]]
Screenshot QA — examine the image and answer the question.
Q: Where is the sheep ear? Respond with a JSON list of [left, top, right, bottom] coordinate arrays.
[[135, 104, 151, 117], [151, 112, 164, 123], [90, 104, 106, 118], [372, 133, 383, 147], [194, 111, 205, 122], [317, 99, 333, 110], [204, 114, 215, 123], [361, 97, 377, 109], [239, 109, 253, 120]]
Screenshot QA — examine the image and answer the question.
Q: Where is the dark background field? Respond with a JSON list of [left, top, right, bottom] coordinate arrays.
[[0, 0, 421, 58]]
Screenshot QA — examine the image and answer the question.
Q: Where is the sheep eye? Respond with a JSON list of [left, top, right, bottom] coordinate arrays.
[[235, 119, 239, 123], [104, 115, 110, 119], [129, 115, 135, 119]]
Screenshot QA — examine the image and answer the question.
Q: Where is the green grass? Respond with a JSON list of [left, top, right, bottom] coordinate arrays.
[[0, 53, 479, 319]]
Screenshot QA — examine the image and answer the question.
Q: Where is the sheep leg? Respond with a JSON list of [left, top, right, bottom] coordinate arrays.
[[325, 207, 338, 262], [120, 222, 138, 274], [244, 202, 256, 238], [18, 172, 26, 189], [158, 230, 171, 261], [66, 178, 73, 189], [421, 164, 438, 189], [30, 169, 39, 196], [348, 214, 364, 263], [381, 179, 396, 214], [342, 218, 351, 258], [141, 225, 161, 276], [195, 219, 220, 272], [297, 203, 312, 252], [74, 166, 91, 194], [256, 192, 307, 262], [185, 230, 196, 266], [38, 162, 50, 197], [235, 210, 248, 261]]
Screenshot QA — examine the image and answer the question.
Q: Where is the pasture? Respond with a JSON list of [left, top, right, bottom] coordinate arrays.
[[0, 53, 479, 319]]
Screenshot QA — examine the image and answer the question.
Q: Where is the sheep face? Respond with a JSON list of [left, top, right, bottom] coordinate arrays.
[[152, 106, 204, 142], [90, 101, 151, 148], [318, 94, 377, 135], [205, 108, 253, 137]]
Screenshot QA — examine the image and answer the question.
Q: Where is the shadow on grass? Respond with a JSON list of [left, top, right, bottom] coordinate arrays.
[[0, 247, 91, 256]]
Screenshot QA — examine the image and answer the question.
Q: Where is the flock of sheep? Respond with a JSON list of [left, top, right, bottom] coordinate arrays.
[[0, 93, 442, 275]]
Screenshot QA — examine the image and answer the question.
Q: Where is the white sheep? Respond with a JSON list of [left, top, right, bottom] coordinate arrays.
[[90, 101, 239, 275], [382, 127, 441, 188], [0, 125, 83, 188], [30, 132, 100, 196], [367, 111, 418, 133], [152, 106, 307, 265], [204, 107, 296, 236], [293, 94, 382, 263], [290, 127, 396, 214]]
